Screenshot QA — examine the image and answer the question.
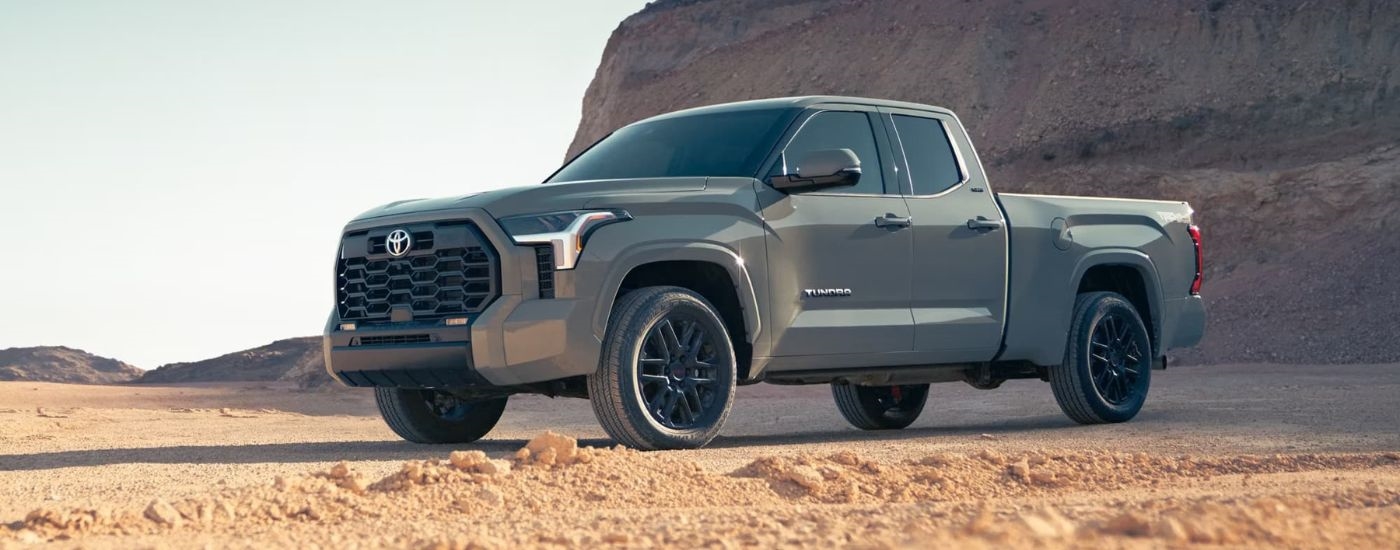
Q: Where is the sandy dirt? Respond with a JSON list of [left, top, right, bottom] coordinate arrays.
[[2, 363, 1398, 548]]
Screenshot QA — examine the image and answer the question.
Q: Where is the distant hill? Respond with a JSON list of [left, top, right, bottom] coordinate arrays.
[[0, 346, 144, 384], [137, 337, 334, 388]]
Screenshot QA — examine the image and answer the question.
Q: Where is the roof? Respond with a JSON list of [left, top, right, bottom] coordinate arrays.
[[637, 96, 954, 125]]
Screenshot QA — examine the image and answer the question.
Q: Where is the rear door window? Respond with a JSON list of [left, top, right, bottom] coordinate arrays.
[[892, 115, 963, 195]]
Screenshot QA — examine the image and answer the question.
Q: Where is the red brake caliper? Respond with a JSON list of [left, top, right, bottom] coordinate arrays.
[[890, 385, 903, 402]]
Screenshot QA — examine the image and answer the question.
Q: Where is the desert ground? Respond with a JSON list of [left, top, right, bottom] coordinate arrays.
[[2, 363, 1398, 548]]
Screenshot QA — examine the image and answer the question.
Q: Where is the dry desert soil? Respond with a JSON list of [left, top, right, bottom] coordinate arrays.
[[1, 363, 1398, 548]]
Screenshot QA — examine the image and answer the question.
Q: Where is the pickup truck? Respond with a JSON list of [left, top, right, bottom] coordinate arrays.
[[324, 96, 1206, 450]]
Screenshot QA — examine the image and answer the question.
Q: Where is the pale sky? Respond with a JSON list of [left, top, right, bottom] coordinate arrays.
[[0, 0, 652, 368]]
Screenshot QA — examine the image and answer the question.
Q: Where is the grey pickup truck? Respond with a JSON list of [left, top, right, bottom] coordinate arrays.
[[325, 96, 1206, 450]]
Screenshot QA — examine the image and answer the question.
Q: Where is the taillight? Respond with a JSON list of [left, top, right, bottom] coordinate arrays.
[[1188, 225, 1203, 295]]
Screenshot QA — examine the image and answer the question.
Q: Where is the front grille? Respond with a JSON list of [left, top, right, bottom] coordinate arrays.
[[357, 334, 431, 346], [535, 246, 555, 299], [337, 222, 498, 323]]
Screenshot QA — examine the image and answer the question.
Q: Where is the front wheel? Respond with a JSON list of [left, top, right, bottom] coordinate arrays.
[[588, 286, 737, 450], [1050, 291, 1153, 424], [832, 383, 930, 430], [375, 388, 507, 444]]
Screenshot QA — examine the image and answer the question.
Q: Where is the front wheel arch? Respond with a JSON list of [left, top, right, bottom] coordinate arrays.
[[597, 249, 760, 381]]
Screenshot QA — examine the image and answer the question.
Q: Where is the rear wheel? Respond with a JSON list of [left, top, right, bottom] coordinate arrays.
[[832, 383, 929, 430], [588, 286, 737, 450], [1050, 291, 1152, 424], [375, 388, 507, 444]]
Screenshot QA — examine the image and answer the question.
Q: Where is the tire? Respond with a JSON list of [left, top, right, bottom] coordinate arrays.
[[1050, 291, 1153, 424], [831, 383, 930, 430], [587, 286, 737, 450], [375, 388, 507, 444]]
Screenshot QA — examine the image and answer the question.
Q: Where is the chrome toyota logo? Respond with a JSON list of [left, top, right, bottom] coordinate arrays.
[[384, 229, 413, 257]]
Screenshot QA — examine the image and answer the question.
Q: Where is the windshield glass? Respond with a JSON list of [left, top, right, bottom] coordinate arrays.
[[547, 108, 796, 182]]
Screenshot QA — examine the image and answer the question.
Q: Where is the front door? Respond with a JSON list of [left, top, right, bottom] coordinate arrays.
[[881, 108, 1008, 362], [758, 108, 914, 357]]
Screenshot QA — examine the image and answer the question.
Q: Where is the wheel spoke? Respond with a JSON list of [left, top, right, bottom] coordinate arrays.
[[659, 320, 682, 358], [661, 389, 679, 421], [682, 384, 702, 417], [685, 327, 707, 362]]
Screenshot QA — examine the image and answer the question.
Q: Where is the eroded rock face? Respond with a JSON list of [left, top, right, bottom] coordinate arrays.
[[569, 0, 1400, 364], [0, 346, 143, 384], [135, 337, 331, 388]]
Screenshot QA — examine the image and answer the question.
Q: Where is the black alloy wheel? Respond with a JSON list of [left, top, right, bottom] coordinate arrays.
[[1087, 312, 1147, 405], [1050, 291, 1153, 424], [637, 315, 723, 429], [588, 286, 737, 450]]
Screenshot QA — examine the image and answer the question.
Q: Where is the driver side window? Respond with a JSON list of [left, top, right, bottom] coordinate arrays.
[[773, 111, 886, 195]]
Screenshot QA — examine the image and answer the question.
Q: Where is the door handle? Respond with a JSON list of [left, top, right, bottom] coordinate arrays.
[[874, 213, 912, 229], [966, 216, 1004, 231]]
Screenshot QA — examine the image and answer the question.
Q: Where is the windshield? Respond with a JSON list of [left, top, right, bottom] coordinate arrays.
[[547, 108, 797, 183]]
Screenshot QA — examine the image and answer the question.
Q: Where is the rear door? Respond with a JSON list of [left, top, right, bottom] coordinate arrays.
[[757, 107, 914, 357], [879, 108, 1008, 362]]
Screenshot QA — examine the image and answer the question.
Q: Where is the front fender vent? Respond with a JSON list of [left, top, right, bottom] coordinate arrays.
[[535, 245, 555, 299]]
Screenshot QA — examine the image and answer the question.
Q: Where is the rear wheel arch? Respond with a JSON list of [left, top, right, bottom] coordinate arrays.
[[1071, 252, 1163, 358]]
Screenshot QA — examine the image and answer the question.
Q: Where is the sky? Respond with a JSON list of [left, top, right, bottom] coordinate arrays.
[[0, 0, 652, 368]]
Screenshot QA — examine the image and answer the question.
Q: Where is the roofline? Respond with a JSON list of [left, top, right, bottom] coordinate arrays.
[[635, 96, 955, 125]]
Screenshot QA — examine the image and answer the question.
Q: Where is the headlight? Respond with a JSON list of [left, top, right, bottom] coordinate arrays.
[[498, 209, 631, 270]]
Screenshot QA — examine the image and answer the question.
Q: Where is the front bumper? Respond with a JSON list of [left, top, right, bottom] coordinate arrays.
[[323, 323, 490, 388], [323, 207, 604, 390]]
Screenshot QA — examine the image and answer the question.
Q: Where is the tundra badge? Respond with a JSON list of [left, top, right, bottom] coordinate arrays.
[[803, 288, 852, 297]]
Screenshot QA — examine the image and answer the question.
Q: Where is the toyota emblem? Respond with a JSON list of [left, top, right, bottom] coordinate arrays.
[[385, 229, 413, 257]]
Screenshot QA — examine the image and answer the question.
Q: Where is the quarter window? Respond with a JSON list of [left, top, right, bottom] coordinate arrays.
[[892, 115, 962, 195], [774, 111, 886, 195]]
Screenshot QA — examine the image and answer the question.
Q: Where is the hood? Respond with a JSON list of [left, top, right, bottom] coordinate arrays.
[[350, 177, 710, 222]]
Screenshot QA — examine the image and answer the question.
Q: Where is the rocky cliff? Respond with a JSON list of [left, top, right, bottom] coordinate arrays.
[[0, 346, 144, 384], [136, 337, 333, 388], [571, 0, 1400, 364]]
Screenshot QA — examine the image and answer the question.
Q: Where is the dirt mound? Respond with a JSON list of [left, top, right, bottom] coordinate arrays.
[[569, 0, 1400, 364], [10, 432, 1399, 547], [0, 346, 142, 384], [136, 337, 333, 388]]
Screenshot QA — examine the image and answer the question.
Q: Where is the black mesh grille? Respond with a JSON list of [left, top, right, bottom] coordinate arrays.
[[337, 223, 498, 322], [535, 246, 555, 299]]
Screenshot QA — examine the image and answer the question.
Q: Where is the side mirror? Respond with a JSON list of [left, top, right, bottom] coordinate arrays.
[[769, 148, 862, 192]]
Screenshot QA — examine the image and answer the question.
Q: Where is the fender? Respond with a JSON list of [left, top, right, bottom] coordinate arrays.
[[1069, 248, 1165, 355], [590, 241, 762, 344]]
